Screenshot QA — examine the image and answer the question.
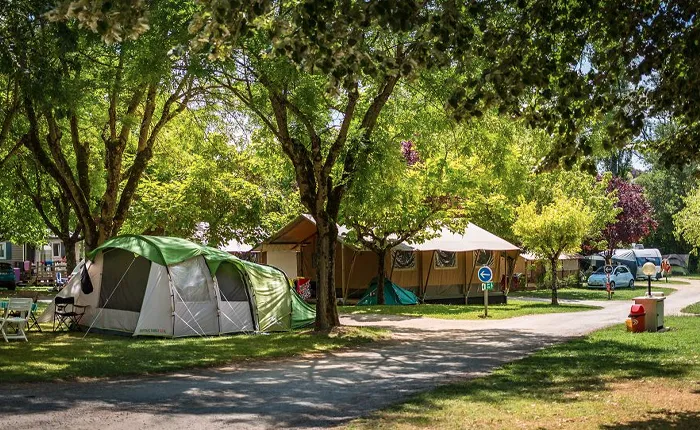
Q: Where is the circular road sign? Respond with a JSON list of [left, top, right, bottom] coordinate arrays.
[[477, 266, 493, 283], [604, 265, 613, 275]]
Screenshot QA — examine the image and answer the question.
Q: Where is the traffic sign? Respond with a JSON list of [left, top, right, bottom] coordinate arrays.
[[604, 265, 613, 275], [481, 282, 494, 291], [477, 266, 493, 283]]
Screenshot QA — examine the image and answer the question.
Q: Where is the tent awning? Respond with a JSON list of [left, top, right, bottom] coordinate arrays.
[[395, 223, 520, 254]]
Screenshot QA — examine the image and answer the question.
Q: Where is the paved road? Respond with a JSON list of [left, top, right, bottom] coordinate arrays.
[[2, 282, 698, 430]]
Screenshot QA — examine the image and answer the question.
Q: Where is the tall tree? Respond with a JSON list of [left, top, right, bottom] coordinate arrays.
[[194, 1, 612, 329], [674, 189, 700, 254], [600, 177, 658, 261], [513, 193, 595, 305], [13, 157, 83, 272], [3, 0, 202, 250], [636, 161, 697, 253], [342, 138, 471, 304]]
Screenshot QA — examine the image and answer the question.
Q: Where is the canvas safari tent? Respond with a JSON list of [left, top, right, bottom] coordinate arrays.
[[40, 235, 315, 336], [514, 253, 583, 288], [255, 215, 520, 303]]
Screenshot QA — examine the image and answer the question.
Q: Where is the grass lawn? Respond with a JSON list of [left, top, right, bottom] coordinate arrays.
[[662, 278, 691, 285], [339, 300, 600, 320], [0, 325, 388, 383], [681, 301, 700, 314], [1, 285, 57, 300], [510, 285, 677, 301], [349, 316, 700, 430]]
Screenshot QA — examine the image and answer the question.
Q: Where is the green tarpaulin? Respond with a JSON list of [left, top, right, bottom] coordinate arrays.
[[89, 235, 315, 331], [358, 278, 420, 306]]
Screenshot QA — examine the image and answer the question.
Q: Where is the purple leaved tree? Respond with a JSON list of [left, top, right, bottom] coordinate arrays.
[[602, 177, 658, 261], [401, 140, 420, 166]]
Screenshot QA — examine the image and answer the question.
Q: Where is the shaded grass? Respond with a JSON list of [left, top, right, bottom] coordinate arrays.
[[0, 325, 388, 383], [681, 301, 700, 314], [349, 316, 700, 430], [510, 285, 676, 301], [0, 286, 57, 300], [339, 300, 600, 320]]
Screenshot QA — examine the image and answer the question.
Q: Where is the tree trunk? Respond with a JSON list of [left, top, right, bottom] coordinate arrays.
[[63, 240, 78, 275], [376, 249, 387, 305], [314, 217, 340, 330], [550, 256, 559, 306], [604, 248, 614, 265]]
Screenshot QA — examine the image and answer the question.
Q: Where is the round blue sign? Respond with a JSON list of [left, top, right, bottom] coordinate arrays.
[[477, 266, 493, 283]]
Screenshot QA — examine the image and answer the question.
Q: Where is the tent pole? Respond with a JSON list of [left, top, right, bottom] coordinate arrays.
[[344, 250, 358, 301], [462, 251, 468, 299], [341, 245, 346, 302], [423, 251, 435, 300], [389, 250, 397, 280], [465, 251, 477, 304]]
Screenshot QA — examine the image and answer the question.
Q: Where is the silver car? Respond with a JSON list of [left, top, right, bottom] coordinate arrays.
[[587, 265, 635, 289]]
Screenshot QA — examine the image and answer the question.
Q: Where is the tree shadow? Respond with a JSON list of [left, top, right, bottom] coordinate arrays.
[[362, 335, 690, 428], [1, 328, 572, 428], [600, 410, 700, 429]]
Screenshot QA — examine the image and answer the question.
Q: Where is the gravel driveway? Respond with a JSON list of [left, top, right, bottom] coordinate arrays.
[[2, 281, 698, 430]]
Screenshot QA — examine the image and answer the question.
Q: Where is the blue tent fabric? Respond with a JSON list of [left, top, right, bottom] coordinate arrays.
[[611, 251, 638, 278], [357, 278, 419, 306]]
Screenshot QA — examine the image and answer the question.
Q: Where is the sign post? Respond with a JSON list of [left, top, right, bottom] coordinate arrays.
[[604, 265, 613, 300], [477, 266, 493, 317]]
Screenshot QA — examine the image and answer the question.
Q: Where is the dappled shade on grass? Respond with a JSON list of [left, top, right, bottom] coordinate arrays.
[[0, 326, 387, 383], [339, 300, 600, 320], [350, 316, 700, 429], [510, 286, 677, 301]]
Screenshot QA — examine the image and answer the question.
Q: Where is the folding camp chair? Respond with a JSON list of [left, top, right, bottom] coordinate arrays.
[[26, 300, 42, 333], [53, 297, 86, 332], [0, 298, 33, 342]]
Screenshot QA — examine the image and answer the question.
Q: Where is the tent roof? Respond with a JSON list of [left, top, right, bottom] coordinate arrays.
[[396, 223, 520, 253], [257, 215, 519, 254], [254, 214, 353, 251], [88, 235, 240, 272], [520, 252, 583, 261]]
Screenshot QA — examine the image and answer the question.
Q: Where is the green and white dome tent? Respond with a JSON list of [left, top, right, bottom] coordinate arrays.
[[40, 235, 315, 337]]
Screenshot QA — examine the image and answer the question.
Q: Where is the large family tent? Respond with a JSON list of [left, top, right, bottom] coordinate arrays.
[[39, 235, 315, 337]]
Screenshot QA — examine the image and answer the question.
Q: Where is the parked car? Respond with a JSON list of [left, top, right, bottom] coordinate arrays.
[[587, 265, 635, 289], [0, 262, 16, 290]]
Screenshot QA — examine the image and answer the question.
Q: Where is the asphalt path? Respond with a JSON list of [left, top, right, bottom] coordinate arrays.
[[2, 281, 698, 429]]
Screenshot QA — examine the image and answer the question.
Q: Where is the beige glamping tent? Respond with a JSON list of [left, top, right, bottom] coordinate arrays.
[[256, 215, 520, 303]]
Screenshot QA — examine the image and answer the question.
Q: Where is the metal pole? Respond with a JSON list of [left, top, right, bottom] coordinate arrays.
[[484, 285, 488, 317], [648, 275, 652, 297]]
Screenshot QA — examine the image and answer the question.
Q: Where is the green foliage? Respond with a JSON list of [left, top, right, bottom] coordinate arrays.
[[121, 109, 302, 247], [674, 188, 700, 254], [636, 158, 697, 253], [514, 192, 595, 259], [0, 176, 46, 245]]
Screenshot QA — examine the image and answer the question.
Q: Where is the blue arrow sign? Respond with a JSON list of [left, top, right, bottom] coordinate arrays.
[[477, 266, 493, 283]]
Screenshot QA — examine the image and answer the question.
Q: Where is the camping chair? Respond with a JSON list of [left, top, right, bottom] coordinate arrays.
[[53, 297, 86, 332], [0, 298, 33, 342], [25, 297, 42, 333]]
